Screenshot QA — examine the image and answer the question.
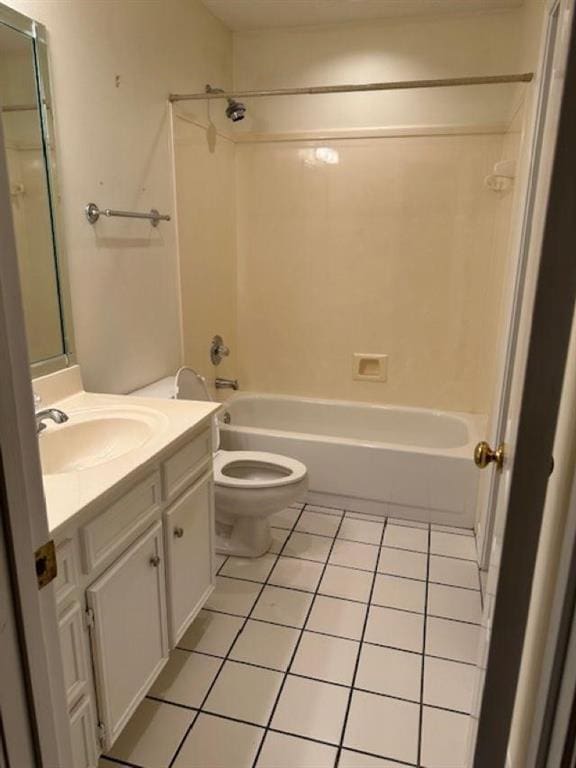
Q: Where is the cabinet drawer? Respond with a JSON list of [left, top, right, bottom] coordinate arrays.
[[162, 428, 211, 502], [58, 602, 90, 708], [165, 471, 215, 646], [54, 538, 78, 605], [69, 696, 98, 768], [81, 472, 161, 574]]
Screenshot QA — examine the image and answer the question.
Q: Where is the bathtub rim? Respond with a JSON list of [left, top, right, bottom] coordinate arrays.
[[218, 391, 486, 460]]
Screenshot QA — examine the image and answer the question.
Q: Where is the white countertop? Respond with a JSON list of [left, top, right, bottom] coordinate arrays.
[[42, 390, 220, 537]]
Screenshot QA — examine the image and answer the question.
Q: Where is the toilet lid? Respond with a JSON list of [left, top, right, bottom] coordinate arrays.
[[214, 451, 307, 489], [175, 367, 221, 451], [176, 366, 212, 401]]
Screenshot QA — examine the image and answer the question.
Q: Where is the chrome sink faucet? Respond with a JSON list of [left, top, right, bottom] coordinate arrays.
[[215, 377, 239, 391], [36, 408, 69, 434]]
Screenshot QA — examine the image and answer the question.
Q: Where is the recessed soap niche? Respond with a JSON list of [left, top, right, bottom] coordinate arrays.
[[352, 353, 388, 382]]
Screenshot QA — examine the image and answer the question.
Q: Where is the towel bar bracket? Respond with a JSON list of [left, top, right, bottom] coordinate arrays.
[[85, 202, 171, 227]]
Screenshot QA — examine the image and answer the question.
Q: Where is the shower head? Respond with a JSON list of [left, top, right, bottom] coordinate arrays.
[[225, 97, 246, 122], [205, 85, 247, 123]]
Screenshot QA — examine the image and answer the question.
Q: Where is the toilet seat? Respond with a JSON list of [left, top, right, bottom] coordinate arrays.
[[214, 451, 307, 490]]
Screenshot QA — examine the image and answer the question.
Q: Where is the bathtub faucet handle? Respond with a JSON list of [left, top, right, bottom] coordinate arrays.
[[210, 335, 230, 366]]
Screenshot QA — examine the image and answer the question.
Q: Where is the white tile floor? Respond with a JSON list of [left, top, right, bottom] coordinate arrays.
[[100, 503, 482, 768]]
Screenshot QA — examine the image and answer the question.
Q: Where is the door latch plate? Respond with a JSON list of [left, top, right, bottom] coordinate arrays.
[[35, 539, 57, 589]]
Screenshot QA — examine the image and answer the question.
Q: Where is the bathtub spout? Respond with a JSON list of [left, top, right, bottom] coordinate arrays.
[[215, 377, 239, 391]]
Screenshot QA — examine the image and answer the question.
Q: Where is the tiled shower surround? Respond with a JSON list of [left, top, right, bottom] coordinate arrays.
[[100, 503, 481, 768]]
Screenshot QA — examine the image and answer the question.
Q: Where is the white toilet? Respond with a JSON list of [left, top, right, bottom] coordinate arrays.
[[132, 368, 308, 557]]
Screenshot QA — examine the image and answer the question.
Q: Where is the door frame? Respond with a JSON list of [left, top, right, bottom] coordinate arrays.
[[529, 422, 576, 765], [473, 3, 576, 763], [0, 99, 72, 765]]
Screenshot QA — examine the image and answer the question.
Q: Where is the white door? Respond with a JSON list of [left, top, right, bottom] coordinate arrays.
[[468, 0, 575, 761], [87, 522, 169, 750], [165, 471, 215, 646], [0, 506, 36, 768], [0, 92, 72, 767], [475, 0, 571, 570]]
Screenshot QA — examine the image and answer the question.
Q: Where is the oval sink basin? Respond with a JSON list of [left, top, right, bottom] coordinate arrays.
[[40, 406, 168, 475]]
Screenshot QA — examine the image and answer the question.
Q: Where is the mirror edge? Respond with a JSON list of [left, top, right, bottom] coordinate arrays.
[[32, 26, 76, 375], [0, 4, 76, 378]]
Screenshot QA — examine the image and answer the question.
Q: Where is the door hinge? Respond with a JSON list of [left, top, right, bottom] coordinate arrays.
[[85, 607, 95, 629], [96, 722, 107, 749], [34, 539, 57, 589]]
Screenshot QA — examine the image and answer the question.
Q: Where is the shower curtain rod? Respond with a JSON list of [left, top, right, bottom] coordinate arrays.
[[169, 72, 533, 103]]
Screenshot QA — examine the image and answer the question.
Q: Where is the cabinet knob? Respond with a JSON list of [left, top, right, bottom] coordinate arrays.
[[174, 527, 184, 539], [149, 555, 161, 567]]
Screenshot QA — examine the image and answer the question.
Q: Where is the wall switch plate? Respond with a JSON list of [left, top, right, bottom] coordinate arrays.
[[352, 353, 388, 382]]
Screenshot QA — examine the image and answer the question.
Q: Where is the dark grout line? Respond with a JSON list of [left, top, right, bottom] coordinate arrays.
[[282, 551, 378, 573], [199, 607, 481, 665], [219, 551, 482, 594], [376, 568, 481, 593], [301, 504, 345, 515], [351, 686, 472, 717], [181, 607, 479, 667], [279, 522, 477, 561], [173, 647, 354, 689], [166, 503, 311, 768], [389, 545, 477, 563], [151, 701, 417, 765], [334, 519, 389, 766], [290, 505, 474, 538], [110, 510, 479, 768], [249, 512, 349, 768], [365, 599, 482, 627], [426, 613, 481, 628], [213, 573, 373, 606], [417, 523, 432, 768]]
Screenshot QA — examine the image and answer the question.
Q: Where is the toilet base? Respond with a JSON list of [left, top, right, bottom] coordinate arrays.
[[215, 514, 272, 558]]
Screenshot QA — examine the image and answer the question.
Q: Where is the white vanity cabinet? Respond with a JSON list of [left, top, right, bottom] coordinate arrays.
[[87, 521, 169, 747], [165, 471, 215, 645], [53, 424, 215, 764]]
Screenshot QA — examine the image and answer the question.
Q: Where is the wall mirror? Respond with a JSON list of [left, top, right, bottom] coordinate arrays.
[[0, 3, 74, 376]]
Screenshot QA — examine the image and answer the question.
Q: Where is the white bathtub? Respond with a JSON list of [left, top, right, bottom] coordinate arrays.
[[219, 394, 484, 528]]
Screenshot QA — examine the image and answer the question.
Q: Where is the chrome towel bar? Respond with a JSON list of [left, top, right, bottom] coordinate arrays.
[[85, 202, 171, 227]]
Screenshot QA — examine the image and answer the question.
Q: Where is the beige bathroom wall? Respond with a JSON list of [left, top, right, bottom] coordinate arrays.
[[235, 131, 511, 412], [166, 5, 536, 412], [173, 114, 237, 383], [232, 10, 526, 135], [5, 0, 233, 393], [226, 6, 537, 412]]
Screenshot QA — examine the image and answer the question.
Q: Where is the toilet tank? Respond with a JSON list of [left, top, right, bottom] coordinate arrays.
[[130, 376, 176, 399], [131, 369, 220, 450]]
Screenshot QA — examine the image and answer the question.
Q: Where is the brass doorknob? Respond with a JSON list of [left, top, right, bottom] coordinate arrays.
[[474, 441, 505, 471]]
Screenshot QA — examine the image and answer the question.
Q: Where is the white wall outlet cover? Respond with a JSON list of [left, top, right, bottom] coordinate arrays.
[[352, 353, 388, 382]]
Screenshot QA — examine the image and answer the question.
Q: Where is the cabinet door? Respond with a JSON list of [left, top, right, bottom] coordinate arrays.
[[87, 522, 168, 748], [165, 472, 215, 646]]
